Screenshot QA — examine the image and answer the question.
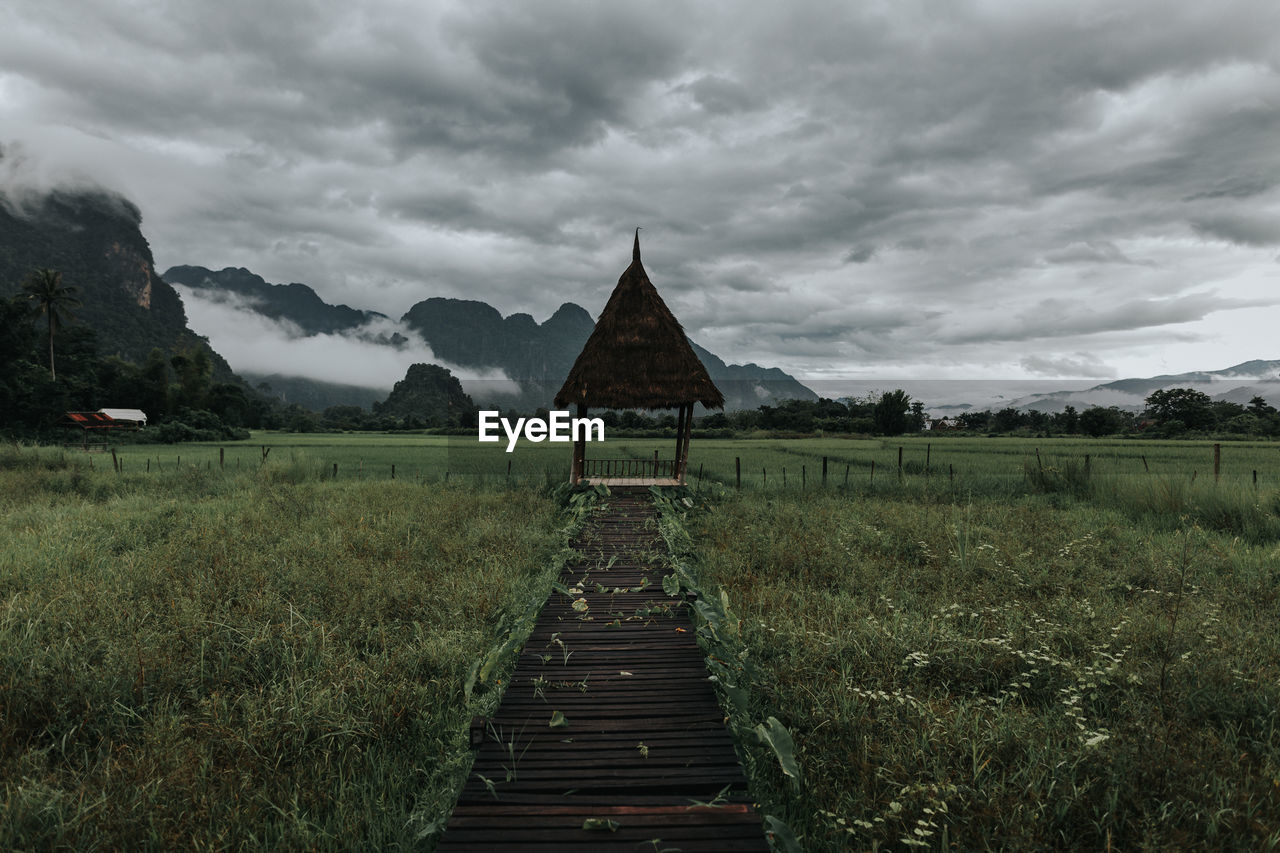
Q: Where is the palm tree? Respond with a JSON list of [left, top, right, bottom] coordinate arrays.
[[21, 268, 81, 381]]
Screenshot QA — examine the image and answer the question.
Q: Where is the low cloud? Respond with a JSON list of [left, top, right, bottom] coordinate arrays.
[[173, 286, 517, 397]]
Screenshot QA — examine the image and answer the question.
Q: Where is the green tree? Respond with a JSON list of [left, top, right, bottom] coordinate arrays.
[[1079, 405, 1129, 437], [873, 389, 913, 435], [1144, 388, 1214, 431], [21, 268, 81, 381]]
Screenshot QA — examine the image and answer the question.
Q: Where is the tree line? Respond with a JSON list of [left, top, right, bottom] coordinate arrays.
[[6, 267, 1277, 441]]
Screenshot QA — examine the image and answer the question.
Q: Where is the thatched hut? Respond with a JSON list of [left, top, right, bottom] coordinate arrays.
[[555, 230, 723, 484]]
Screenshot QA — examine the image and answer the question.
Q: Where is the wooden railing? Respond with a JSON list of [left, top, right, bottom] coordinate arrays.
[[582, 458, 677, 479]]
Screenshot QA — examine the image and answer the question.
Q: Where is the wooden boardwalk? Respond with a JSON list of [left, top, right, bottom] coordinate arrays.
[[438, 487, 768, 851]]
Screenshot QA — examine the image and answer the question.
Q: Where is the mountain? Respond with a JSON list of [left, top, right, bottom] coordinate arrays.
[[168, 269, 818, 411], [164, 265, 391, 337], [400, 297, 817, 411], [372, 363, 473, 425], [1007, 361, 1280, 413], [0, 183, 229, 373]]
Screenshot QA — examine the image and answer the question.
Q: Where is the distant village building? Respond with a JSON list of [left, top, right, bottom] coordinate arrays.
[[555, 231, 723, 484], [64, 408, 148, 448]]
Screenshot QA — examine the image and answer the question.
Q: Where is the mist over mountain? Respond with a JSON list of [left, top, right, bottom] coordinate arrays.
[[163, 265, 392, 338], [1005, 361, 1280, 414], [169, 266, 817, 412], [0, 179, 229, 374]]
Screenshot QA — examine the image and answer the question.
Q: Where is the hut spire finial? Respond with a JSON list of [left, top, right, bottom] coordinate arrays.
[[633, 227, 641, 263]]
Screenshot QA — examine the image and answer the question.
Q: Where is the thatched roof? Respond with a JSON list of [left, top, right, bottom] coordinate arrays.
[[555, 231, 724, 410]]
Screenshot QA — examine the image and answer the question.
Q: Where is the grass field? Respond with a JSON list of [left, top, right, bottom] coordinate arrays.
[[674, 482, 1280, 850], [5, 432, 1280, 850], [103, 431, 1280, 542], [0, 445, 569, 850]]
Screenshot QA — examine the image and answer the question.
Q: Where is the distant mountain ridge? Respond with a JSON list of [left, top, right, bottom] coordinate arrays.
[[165, 265, 818, 411], [1006, 360, 1280, 413], [163, 265, 388, 336]]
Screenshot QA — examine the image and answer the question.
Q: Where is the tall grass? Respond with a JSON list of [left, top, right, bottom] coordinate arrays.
[[684, 487, 1280, 850], [0, 453, 563, 850]]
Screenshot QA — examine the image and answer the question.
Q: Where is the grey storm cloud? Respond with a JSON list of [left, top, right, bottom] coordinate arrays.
[[3, 0, 1280, 381]]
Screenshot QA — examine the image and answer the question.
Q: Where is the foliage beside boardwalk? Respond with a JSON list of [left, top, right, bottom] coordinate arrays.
[[0, 447, 564, 850], [683, 486, 1280, 850]]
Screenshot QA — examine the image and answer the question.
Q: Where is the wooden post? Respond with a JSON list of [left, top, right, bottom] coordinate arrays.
[[735, 456, 741, 489], [1253, 469, 1258, 489], [898, 446, 903, 480], [506, 459, 511, 481], [844, 463, 849, 487], [1214, 443, 1221, 482], [1141, 454, 1149, 473], [674, 405, 686, 480], [111, 448, 118, 473], [571, 404, 587, 483], [783, 467, 787, 487], [220, 447, 225, 469], [682, 404, 695, 480], [870, 460, 875, 484], [333, 462, 338, 478], [391, 464, 396, 480], [926, 443, 931, 475], [763, 467, 767, 487], [653, 449, 659, 478], [822, 456, 828, 486], [802, 465, 806, 489]]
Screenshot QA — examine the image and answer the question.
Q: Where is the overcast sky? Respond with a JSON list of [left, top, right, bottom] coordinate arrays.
[[3, 0, 1279, 383]]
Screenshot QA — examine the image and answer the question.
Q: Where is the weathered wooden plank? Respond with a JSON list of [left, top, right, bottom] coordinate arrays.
[[438, 488, 767, 850]]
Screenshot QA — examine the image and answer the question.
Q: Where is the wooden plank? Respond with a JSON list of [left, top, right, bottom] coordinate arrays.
[[438, 489, 767, 850]]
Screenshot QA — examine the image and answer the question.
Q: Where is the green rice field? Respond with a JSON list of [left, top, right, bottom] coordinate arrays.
[[3, 432, 1279, 850]]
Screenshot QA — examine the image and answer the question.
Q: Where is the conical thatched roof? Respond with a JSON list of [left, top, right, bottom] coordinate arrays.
[[555, 231, 724, 410]]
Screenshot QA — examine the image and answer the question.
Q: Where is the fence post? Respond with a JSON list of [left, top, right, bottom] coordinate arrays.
[[392, 464, 396, 480], [735, 456, 741, 489], [870, 460, 875, 484], [654, 449, 659, 479], [926, 443, 931, 475], [220, 447, 225, 470], [822, 456, 828, 486], [1142, 455, 1149, 473], [1214, 444, 1221, 482], [898, 446, 903, 480], [844, 463, 850, 487], [333, 462, 338, 478], [802, 465, 807, 490], [111, 448, 118, 473]]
